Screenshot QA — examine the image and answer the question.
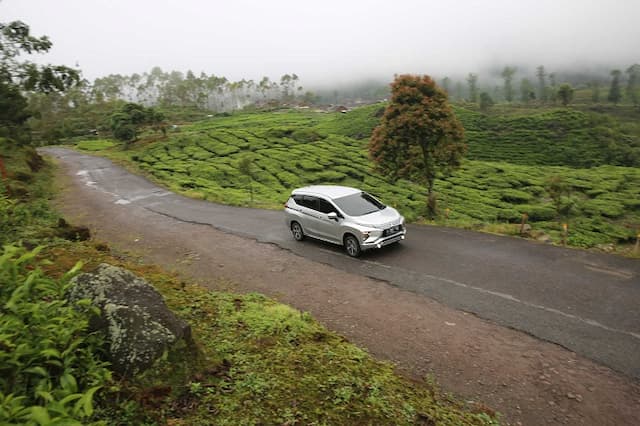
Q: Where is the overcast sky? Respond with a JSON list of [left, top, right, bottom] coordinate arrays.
[[2, 0, 639, 86]]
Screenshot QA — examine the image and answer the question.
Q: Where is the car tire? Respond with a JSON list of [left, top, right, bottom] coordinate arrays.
[[344, 234, 361, 257], [291, 221, 305, 241]]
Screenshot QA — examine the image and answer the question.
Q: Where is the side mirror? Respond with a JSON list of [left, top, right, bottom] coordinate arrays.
[[327, 212, 338, 221]]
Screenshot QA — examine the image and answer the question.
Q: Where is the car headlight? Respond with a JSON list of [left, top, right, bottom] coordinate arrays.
[[362, 230, 382, 241]]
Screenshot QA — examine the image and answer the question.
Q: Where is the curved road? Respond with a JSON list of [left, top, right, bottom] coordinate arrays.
[[42, 147, 640, 379]]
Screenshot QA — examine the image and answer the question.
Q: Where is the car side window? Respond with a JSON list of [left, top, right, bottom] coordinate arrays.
[[317, 198, 336, 214], [294, 195, 318, 210], [304, 196, 320, 211]]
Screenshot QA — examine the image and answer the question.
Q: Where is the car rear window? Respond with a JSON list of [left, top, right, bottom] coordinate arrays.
[[332, 192, 386, 216]]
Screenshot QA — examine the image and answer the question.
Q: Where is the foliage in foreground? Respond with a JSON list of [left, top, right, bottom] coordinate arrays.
[[0, 246, 111, 425]]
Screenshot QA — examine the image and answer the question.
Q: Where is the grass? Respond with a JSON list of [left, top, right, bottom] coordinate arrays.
[[78, 104, 640, 252], [0, 139, 59, 246], [76, 139, 117, 151], [2, 142, 499, 424], [41, 243, 498, 425]]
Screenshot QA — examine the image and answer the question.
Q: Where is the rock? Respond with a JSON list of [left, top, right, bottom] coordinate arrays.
[[56, 218, 91, 241], [536, 233, 552, 243], [25, 147, 45, 172], [67, 264, 192, 377], [595, 243, 615, 253]]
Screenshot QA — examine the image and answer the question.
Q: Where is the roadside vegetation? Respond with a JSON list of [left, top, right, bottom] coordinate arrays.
[[1, 140, 498, 425], [79, 103, 640, 252]]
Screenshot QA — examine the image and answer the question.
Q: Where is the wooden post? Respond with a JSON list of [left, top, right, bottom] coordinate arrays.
[[519, 213, 529, 235], [562, 223, 568, 246]]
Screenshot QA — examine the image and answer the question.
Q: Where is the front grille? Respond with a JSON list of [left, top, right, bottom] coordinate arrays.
[[382, 224, 403, 237]]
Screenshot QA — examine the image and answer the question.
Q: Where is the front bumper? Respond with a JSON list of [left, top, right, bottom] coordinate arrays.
[[361, 230, 406, 250]]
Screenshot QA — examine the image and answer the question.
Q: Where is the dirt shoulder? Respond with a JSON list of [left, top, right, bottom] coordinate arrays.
[[52, 160, 640, 426]]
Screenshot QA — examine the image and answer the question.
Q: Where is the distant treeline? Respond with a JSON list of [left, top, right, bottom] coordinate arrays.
[[23, 64, 640, 144], [69, 64, 640, 113], [89, 68, 314, 112], [313, 64, 640, 108], [441, 64, 640, 106]]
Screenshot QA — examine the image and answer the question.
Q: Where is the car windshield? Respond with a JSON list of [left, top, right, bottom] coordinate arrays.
[[332, 192, 386, 216]]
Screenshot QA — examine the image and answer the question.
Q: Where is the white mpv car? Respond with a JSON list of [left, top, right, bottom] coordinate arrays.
[[284, 185, 406, 257]]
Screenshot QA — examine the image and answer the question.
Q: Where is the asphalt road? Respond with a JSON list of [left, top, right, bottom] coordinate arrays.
[[42, 147, 640, 379]]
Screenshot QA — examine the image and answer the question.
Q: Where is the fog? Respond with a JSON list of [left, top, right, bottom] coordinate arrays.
[[2, 0, 639, 87]]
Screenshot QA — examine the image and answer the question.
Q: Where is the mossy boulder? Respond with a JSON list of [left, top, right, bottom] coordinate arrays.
[[67, 264, 193, 377]]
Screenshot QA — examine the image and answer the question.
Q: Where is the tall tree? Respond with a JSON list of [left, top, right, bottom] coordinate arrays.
[[501, 66, 516, 102], [479, 92, 494, 111], [0, 20, 81, 190], [548, 72, 558, 103], [626, 64, 640, 107], [369, 74, 466, 218], [536, 65, 548, 102], [110, 103, 164, 149], [466, 73, 478, 103], [520, 78, 535, 103], [557, 83, 574, 106], [454, 82, 463, 102], [589, 81, 601, 103], [441, 76, 451, 95], [1, 21, 80, 140], [608, 69, 622, 105]]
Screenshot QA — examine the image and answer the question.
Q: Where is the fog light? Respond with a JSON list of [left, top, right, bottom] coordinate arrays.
[[376, 243, 382, 249], [401, 235, 405, 240]]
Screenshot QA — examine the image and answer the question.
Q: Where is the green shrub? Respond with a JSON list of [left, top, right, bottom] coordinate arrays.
[[498, 189, 533, 203], [291, 128, 324, 143], [520, 204, 557, 221], [0, 246, 111, 424], [580, 198, 625, 218]]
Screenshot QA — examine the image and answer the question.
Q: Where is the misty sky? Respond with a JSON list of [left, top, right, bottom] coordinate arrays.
[[2, 0, 639, 86]]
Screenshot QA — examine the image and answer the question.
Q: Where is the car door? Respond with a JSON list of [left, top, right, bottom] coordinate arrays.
[[314, 198, 342, 243], [293, 195, 322, 237]]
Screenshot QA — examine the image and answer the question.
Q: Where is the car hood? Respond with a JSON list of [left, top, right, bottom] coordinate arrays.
[[352, 207, 402, 229]]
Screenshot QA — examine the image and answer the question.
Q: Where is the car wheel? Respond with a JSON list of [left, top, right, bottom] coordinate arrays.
[[291, 221, 305, 241], [344, 234, 361, 257]]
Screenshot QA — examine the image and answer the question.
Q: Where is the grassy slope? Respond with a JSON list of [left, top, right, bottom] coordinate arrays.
[[85, 104, 640, 250], [2, 145, 497, 424], [0, 139, 59, 245]]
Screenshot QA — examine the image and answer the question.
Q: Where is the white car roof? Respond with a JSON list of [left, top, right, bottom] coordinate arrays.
[[292, 185, 361, 199]]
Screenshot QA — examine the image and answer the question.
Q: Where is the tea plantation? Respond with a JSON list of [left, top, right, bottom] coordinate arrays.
[[87, 104, 640, 250]]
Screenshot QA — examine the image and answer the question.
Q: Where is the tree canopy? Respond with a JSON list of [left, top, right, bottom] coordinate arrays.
[[110, 103, 165, 148], [369, 74, 466, 217], [557, 83, 574, 106], [0, 20, 80, 141]]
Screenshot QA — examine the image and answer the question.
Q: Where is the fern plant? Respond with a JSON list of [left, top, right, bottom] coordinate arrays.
[[0, 246, 111, 425]]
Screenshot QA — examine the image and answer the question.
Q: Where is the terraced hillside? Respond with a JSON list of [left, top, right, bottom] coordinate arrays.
[[458, 107, 640, 167], [83, 105, 640, 250]]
